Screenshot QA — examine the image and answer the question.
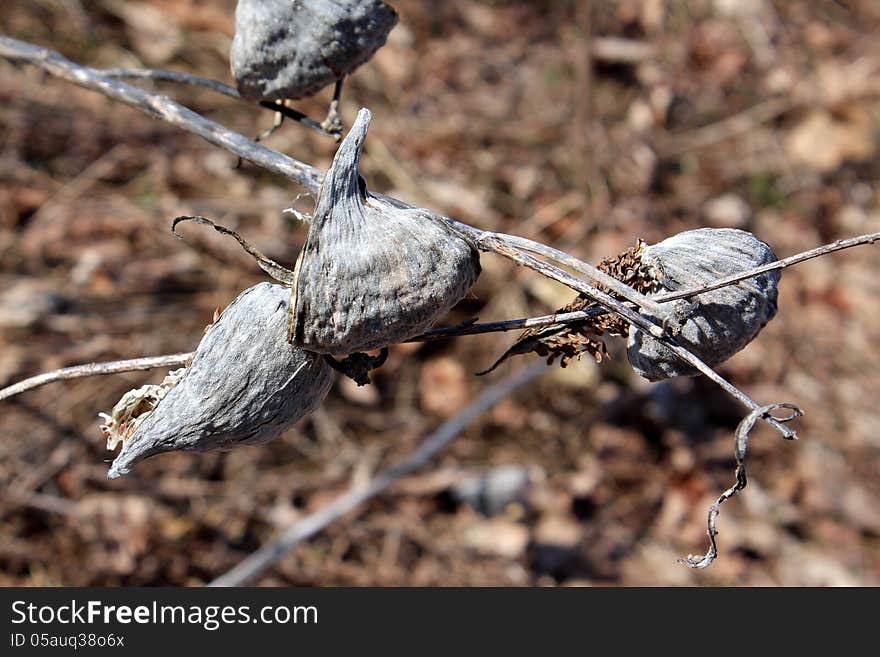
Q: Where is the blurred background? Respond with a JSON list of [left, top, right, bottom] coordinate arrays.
[[1, 0, 879, 585]]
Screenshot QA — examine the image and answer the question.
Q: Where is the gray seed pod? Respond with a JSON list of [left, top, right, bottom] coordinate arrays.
[[105, 283, 333, 479], [289, 107, 482, 354], [627, 228, 780, 381], [231, 0, 398, 101]]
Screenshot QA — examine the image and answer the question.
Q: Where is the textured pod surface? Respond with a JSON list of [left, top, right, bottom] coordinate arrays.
[[291, 108, 482, 354], [231, 0, 398, 101], [627, 228, 780, 381], [107, 283, 333, 479]]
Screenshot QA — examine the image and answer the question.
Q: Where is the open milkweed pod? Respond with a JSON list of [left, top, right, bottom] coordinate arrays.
[[288, 107, 482, 354], [627, 228, 780, 381], [104, 283, 333, 479], [231, 0, 398, 101]]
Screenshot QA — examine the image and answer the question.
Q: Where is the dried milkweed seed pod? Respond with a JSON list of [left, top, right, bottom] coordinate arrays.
[[627, 227, 780, 381], [231, 0, 398, 102], [288, 107, 482, 354], [104, 283, 333, 479], [172, 109, 480, 359]]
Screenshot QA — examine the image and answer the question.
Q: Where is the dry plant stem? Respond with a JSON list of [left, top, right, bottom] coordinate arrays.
[[411, 309, 604, 342], [209, 360, 546, 586], [102, 66, 338, 138], [0, 313, 547, 402], [258, 100, 330, 137], [654, 231, 880, 303], [0, 36, 324, 194], [0, 311, 587, 403], [172, 216, 297, 285], [417, 231, 880, 341], [100, 67, 242, 98], [0, 353, 193, 403], [0, 36, 661, 319], [497, 232, 668, 317], [0, 310, 606, 403], [680, 403, 803, 569]]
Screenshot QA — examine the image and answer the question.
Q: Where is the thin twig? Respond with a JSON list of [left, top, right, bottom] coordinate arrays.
[[0, 353, 193, 403], [0, 36, 324, 194], [208, 361, 546, 586], [497, 232, 668, 317], [101, 66, 339, 138], [0, 310, 562, 402], [258, 100, 331, 137], [0, 308, 598, 403], [172, 215, 298, 284], [680, 403, 803, 569], [410, 310, 603, 342], [415, 231, 880, 343], [416, 231, 880, 341]]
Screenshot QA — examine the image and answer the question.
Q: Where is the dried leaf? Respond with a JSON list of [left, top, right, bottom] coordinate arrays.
[[479, 241, 657, 374]]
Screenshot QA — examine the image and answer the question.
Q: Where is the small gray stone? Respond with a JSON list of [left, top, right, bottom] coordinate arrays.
[[452, 465, 531, 516]]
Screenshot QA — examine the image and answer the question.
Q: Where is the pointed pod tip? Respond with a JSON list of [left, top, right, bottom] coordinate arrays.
[[106, 453, 131, 479], [354, 107, 372, 126], [106, 464, 126, 480], [106, 448, 139, 480], [106, 432, 165, 479], [342, 107, 372, 152], [321, 107, 374, 203]]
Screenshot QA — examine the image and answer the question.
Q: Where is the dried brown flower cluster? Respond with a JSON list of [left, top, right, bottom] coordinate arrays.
[[479, 240, 659, 374]]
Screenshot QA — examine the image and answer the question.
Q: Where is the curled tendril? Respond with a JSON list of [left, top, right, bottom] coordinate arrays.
[[172, 215, 297, 285], [680, 402, 804, 570]]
